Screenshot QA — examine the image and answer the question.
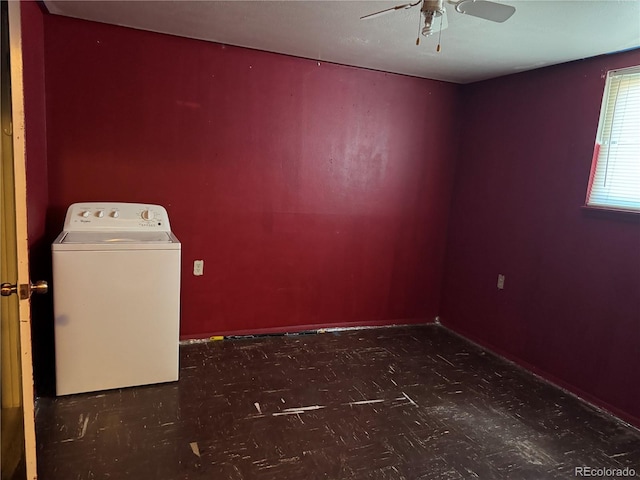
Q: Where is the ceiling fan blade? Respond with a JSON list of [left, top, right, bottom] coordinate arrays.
[[454, 0, 515, 22], [360, 1, 421, 20]]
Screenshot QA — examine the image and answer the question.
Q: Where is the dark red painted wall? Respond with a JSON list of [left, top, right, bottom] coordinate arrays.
[[20, 0, 48, 251], [441, 50, 640, 426], [43, 16, 460, 338]]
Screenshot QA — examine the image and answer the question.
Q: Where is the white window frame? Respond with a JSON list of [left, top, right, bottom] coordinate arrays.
[[586, 65, 640, 213]]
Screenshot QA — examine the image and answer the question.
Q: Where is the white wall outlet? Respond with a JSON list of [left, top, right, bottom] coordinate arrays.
[[193, 260, 204, 276], [497, 274, 505, 290]]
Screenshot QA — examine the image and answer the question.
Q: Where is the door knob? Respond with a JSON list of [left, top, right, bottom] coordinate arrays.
[[30, 280, 49, 295], [1, 280, 48, 299], [0, 283, 17, 296]]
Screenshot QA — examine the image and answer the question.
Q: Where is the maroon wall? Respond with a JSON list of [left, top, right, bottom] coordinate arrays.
[[441, 50, 640, 426], [43, 16, 460, 338], [20, 0, 48, 251]]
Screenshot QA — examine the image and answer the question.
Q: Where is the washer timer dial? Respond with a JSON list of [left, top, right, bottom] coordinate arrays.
[[141, 209, 155, 221]]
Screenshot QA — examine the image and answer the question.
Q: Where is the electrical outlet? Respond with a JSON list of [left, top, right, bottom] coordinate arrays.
[[193, 260, 204, 276], [497, 274, 505, 290]]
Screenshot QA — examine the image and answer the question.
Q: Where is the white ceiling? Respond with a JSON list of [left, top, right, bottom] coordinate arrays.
[[43, 0, 640, 84]]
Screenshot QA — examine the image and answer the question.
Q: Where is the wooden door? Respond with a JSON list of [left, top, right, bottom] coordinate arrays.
[[1, 2, 39, 478]]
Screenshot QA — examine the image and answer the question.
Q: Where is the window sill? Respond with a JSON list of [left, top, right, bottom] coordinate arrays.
[[581, 205, 640, 223]]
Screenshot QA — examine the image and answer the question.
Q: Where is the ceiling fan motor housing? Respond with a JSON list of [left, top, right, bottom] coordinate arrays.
[[421, 0, 445, 15]]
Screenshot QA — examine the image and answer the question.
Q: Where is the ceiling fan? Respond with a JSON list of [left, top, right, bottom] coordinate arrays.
[[361, 0, 515, 48]]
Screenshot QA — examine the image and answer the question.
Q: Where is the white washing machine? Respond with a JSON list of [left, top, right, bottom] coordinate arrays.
[[52, 202, 181, 395]]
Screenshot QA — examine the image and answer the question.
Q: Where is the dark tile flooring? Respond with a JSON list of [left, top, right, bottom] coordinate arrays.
[[35, 325, 640, 479]]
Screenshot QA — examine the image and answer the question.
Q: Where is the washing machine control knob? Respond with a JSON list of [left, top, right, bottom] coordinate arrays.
[[141, 209, 154, 221], [96, 210, 104, 218], [111, 210, 119, 218], [81, 210, 90, 218]]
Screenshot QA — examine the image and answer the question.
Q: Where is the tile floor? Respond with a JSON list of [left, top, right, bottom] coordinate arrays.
[[35, 325, 640, 479]]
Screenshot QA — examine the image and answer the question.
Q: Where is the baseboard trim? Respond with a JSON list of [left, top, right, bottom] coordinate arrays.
[[179, 318, 435, 343]]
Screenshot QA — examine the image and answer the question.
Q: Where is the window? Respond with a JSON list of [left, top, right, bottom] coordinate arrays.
[[587, 66, 640, 212]]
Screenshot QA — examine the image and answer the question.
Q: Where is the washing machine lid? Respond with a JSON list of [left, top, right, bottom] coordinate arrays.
[[61, 231, 176, 244]]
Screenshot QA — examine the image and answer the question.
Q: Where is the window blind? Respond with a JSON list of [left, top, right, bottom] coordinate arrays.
[[588, 66, 640, 212]]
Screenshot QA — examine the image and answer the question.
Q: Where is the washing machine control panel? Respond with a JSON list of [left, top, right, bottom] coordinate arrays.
[[64, 203, 172, 231]]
